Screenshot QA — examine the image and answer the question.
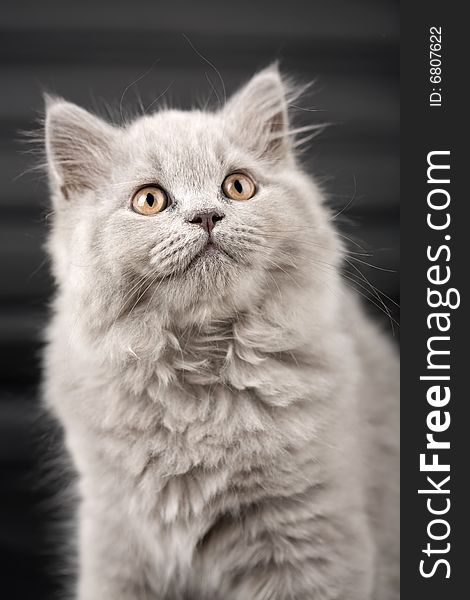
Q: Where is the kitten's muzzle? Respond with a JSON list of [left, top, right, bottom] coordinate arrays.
[[187, 211, 225, 234]]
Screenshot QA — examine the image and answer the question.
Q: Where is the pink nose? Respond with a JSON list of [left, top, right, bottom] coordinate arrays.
[[187, 211, 225, 234]]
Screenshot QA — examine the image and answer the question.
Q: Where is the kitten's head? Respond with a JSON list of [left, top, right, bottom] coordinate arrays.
[[45, 66, 341, 327]]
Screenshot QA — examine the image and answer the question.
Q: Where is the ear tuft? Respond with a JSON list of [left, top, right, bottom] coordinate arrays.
[[223, 65, 292, 162], [45, 98, 116, 197]]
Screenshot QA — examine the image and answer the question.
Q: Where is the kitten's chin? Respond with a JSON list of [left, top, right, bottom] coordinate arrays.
[[176, 250, 249, 309], [178, 235, 239, 275], [191, 239, 234, 264], [185, 247, 236, 284]]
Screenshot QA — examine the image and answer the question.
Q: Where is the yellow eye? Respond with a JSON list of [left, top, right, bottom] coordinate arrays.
[[131, 186, 168, 215], [222, 172, 256, 201]]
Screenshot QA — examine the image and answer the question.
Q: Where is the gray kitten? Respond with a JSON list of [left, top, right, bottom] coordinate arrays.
[[42, 66, 399, 600]]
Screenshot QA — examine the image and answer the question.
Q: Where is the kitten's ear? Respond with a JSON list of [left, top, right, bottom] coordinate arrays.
[[223, 65, 292, 162], [45, 96, 117, 198]]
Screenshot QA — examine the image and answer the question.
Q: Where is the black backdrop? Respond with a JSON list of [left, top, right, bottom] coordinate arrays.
[[0, 1, 399, 597]]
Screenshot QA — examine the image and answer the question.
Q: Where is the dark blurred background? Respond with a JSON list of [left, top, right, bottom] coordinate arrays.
[[1, 1, 399, 597]]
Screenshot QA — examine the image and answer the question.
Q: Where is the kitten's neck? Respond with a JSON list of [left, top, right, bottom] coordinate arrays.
[[55, 267, 342, 397]]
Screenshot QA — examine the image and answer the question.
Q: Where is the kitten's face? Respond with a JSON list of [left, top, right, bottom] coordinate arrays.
[[45, 67, 339, 322]]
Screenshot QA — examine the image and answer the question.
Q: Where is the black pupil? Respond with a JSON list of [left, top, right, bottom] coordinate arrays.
[[234, 179, 243, 194], [146, 193, 155, 207]]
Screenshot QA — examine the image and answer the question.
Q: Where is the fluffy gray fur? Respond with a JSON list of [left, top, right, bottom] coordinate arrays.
[[42, 66, 399, 600]]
